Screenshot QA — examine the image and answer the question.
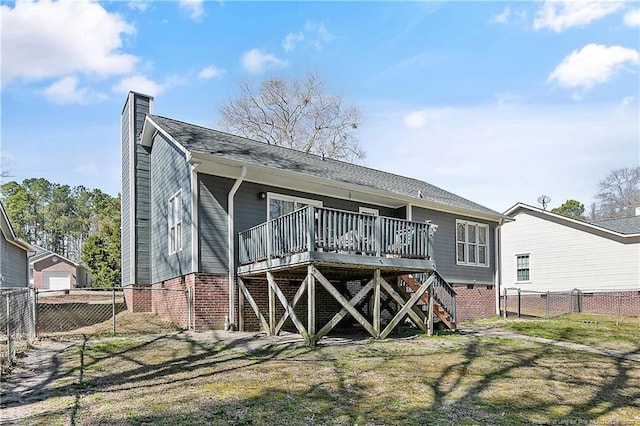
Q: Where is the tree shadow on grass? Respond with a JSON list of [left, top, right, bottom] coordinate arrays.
[[424, 328, 640, 424], [3, 329, 639, 425]]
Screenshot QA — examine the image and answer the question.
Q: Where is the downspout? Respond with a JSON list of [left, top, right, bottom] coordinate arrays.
[[494, 219, 504, 315], [227, 165, 247, 331]]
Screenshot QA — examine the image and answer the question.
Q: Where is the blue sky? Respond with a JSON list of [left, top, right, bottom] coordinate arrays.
[[1, 0, 639, 213]]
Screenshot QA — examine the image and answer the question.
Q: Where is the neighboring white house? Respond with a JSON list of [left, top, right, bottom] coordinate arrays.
[[500, 203, 640, 293]]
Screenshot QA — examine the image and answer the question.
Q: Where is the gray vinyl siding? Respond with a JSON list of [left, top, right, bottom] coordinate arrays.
[[150, 133, 192, 283], [121, 96, 131, 286], [1, 235, 28, 287], [198, 175, 400, 274], [199, 175, 233, 273], [121, 93, 153, 285], [412, 207, 497, 285], [134, 94, 152, 283], [135, 143, 151, 283]]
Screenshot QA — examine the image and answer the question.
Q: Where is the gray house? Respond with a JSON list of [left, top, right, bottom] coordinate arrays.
[[122, 92, 506, 343], [1, 202, 34, 288]]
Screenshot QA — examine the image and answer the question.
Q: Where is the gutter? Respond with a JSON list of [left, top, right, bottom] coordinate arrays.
[[227, 165, 247, 330], [494, 219, 504, 315]]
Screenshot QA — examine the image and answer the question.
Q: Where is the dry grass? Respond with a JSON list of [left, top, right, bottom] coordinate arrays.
[[5, 329, 640, 425], [474, 313, 640, 353]]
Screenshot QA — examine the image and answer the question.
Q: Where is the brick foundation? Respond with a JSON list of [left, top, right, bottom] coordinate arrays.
[[239, 276, 343, 333], [453, 284, 497, 322], [151, 277, 191, 328], [191, 273, 230, 330], [123, 285, 152, 313]]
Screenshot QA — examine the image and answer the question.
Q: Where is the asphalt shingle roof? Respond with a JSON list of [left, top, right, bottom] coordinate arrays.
[[591, 215, 640, 235], [150, 115, 503, 219]]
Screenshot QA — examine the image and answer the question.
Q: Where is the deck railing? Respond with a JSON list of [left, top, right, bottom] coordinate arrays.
[[238, 206, 434, 266]]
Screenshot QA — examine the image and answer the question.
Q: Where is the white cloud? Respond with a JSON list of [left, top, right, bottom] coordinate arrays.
[[304, 21, 334, 50], [112, 74, 173, 97], [534, 1, 623, 32], [1, 0, 137, 86], [624, 9, 640, 26], [128, 0, 152, 12], [42, 76, 89, 104], [403, 109, 448, 129], [241, 49, 288, 74], [491, 6, 511, 24], [198, 65, 225, 80], [282, 32, 304, 52], [361, 101, 639, 212], [179, 0, 204, 21], [548, 44, 639, 97]]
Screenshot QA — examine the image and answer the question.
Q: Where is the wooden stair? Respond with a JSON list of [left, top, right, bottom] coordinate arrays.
[[400, 274, 457, 330]]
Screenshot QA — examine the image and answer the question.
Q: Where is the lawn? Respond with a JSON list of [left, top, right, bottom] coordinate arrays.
[[4, 322, 639, 425], [474, 313, 640, 353]]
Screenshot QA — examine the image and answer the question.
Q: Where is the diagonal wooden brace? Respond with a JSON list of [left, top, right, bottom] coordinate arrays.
[[312, 267, 377, 338], [238, 278, 270, 333], [315, 279, 375, 342], [380, 278, 428, 333], [275, 277, 308, 335], [380, 275, 434, 339], [267, 272, 308, 338]]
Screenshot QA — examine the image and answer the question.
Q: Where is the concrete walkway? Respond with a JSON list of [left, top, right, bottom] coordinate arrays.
[[459, 326, 640, 362]]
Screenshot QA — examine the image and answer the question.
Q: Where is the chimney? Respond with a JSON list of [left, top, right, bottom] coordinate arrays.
[[121, 91, 154, 286]]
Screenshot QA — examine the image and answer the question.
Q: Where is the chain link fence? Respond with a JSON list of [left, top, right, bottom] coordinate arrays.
[[1, 286, 192, 370], [501, 288, 640, 324], [1, 288, 36, 371]]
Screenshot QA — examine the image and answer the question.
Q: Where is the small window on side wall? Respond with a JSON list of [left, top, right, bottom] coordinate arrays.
[[168, 191, 182, 254], [516, 254, 530, 282]]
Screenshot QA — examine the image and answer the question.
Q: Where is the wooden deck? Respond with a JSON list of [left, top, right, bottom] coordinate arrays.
[[238, 206, 436, 276], [236, 206, 456, 345]]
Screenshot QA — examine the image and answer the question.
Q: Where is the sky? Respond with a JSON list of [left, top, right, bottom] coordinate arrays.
[[1, 0, 639, 214]]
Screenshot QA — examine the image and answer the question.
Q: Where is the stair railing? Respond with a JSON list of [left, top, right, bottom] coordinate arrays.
[[413, 271, 457, 325]]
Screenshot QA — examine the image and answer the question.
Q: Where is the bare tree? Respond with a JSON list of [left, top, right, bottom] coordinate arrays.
[[219, 73, 365, 162], [594, 166, 640, 219]]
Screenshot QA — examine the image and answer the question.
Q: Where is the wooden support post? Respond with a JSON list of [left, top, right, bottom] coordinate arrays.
[[312, 268, 377, 338], [373, 269, 381, 338], [308, 266, 316, 346], [427, 284, 434, 336], [238, 278, 269, 333], [267, 272, 308, 338], [379, 278, 428, 333], [380, 275, 433, 339], [238, 280, 245, 331], [268, 274, 276, 335]]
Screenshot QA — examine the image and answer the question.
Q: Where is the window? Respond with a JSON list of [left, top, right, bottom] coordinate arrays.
[[456, 220, 489, 267], [267, 193, 322, 220], [516, 254, 530, 282], [168, 191, 182, 254]]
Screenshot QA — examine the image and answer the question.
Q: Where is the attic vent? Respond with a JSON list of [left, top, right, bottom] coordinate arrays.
[[418, 190, 423, 198]]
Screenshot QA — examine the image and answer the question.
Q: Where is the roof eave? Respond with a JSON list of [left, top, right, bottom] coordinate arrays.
[[189, 151, 507, 222], [505, 203, 640, 239]]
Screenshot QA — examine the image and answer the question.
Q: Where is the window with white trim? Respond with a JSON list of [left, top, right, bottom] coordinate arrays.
[[267, 193, 322, 220], [168, 191, 182, 254], [516, 254, 530, 282], [456, 220, 489, 267]]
